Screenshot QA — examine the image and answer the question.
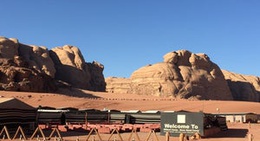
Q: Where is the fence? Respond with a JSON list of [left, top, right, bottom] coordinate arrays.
[[0, 126, 161, 141], [2, 125, 246, 141]]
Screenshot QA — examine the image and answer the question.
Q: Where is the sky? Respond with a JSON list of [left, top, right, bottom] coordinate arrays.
[[1, 0, 260, 78]]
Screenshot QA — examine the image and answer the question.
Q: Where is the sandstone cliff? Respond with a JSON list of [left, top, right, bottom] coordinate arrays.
[[106, 50, 233, 100], [0, 36, 105, 92], [106, 50, 260, 102], [0, 37, 56, 92], [49, 45, 105, 91], [106, 77, 131, 94], [222, 70, 260, 102], [2, 36, 259, 102]]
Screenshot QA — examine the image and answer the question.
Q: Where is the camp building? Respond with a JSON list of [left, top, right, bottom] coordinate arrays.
[[0, 98, 37, 132], [213, 112, 258, 123]]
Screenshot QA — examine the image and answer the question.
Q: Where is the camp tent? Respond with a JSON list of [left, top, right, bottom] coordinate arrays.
[[214, 112, 258, 123], [0, 98, 37, 131]]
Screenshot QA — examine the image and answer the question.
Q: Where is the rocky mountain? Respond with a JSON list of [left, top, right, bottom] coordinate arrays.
[[222, 70, 260, 102], [0, 36, 105, 92], [49, 45, 105, 91], [1, 36, 259, 102], [106, 50, 260, 102]]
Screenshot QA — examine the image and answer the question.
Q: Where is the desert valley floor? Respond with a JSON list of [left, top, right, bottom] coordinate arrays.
[[1, 89, 260, 113]]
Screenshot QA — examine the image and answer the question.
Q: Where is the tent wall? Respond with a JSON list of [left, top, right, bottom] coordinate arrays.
[[0, 109, 36, 125]]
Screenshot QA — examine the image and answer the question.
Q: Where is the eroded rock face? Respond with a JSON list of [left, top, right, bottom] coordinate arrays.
[[0, 58, 57, 92], [106, 50, 233, 100], [0, 37, 56, 78], [222, 70, 260, 102], [50, 45, 91, 89], [50, 45, 105, 91], [0, 37, 57, 92], [87, 61, 106, 91], [0, 37, 105, 92], [0, 37, 19, 58], [106, 77, 131, 94], [19, 44, 56, 78]]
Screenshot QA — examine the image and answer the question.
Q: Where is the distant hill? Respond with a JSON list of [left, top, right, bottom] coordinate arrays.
[[0, 36, 105, 92], [106, 50, 260, 102], [222, 70, 260, 101]]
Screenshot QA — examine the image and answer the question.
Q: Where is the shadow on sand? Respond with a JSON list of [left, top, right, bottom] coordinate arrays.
[[55, 87, 101, 99]]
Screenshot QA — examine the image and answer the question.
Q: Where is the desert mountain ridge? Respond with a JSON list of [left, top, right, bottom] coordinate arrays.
[[106, 50, 260, 102], [1, 36, 260, 102], [0, 36, 105, 92]]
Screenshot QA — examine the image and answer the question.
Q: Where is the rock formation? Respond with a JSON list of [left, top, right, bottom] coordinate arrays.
[[86, 61, 106, 91], [222, 70, 260, 102], [0, 37, 56, 92], [50, 45, 91, 89], [2, 36, 260, 102], [0, 37, 19, 58], [106, 50, 260, 102], [0, 36, 105, 92], [106, 50, 233, 100], [106, 77, 131, 94], [49, 45, 105, 91], [19, 44, 56, 78]]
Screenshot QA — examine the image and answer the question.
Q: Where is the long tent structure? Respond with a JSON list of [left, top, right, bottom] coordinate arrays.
[[213, 112, 258, 123], [0, 98, 37, 131]]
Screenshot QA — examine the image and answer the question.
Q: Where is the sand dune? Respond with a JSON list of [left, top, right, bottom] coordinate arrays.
[[1, 89, 260, 114]]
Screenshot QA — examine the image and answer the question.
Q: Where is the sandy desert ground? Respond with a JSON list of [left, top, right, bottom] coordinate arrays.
[[1, 88, 260, 113], [1, 88, 260, 141]]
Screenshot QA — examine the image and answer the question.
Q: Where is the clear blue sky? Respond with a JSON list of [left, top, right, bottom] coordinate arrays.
[[1, 1, 260, 78]]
